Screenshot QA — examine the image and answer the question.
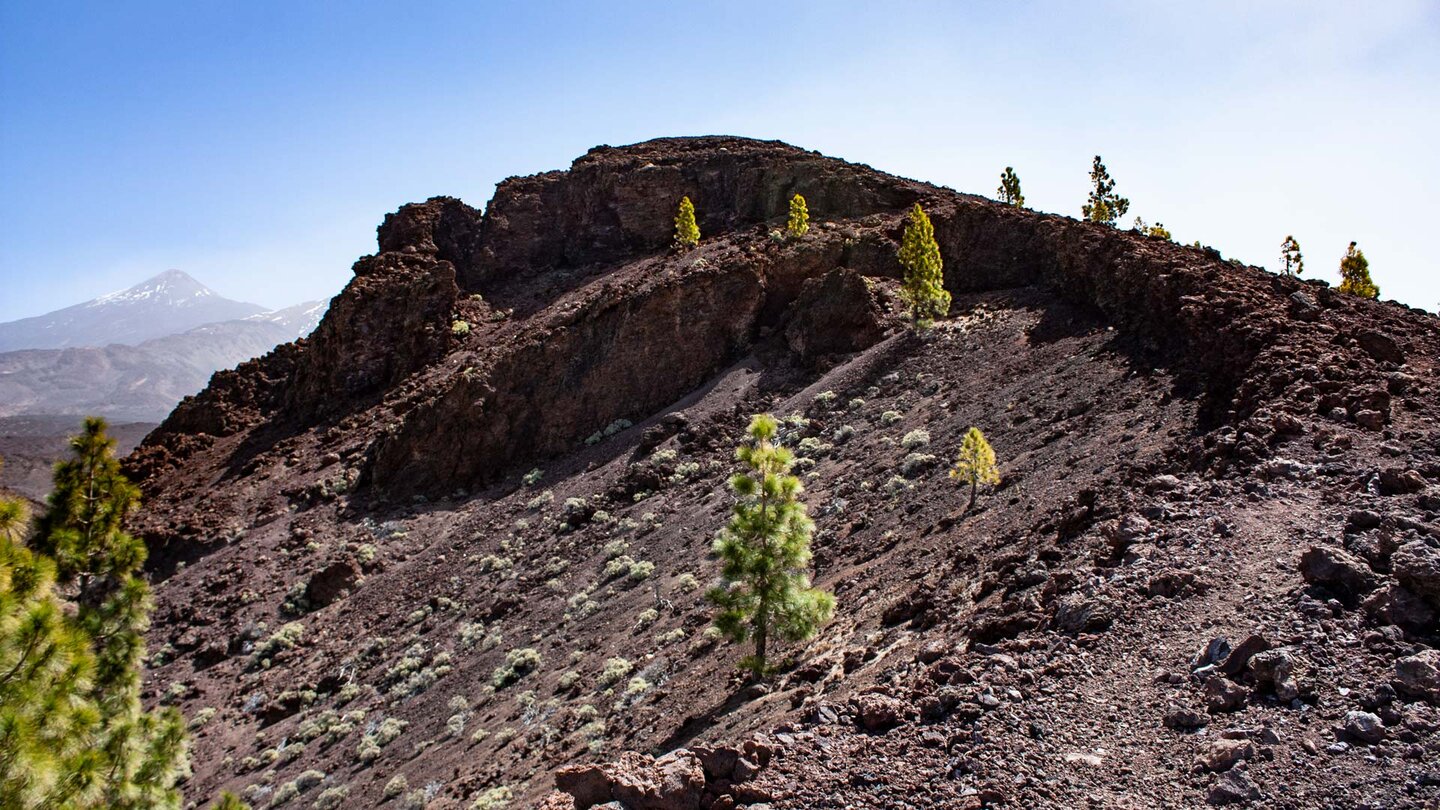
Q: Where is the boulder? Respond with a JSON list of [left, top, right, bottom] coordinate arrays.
[[1204, 677, 1248, 714], [1361, 583, 1438, 634], [1299, 546, 1379, 604], [1379, 468, 1428, 495], [1391, 541, 1440, 609], [783, 269, 889, 363], [1207, 770, 1261, 805], [853, 693, 909, 733], [304, 560, 361, 609], [1356, 330, 1405, 364], [1248, 648, 1300, 701], [555, 751, 705, 810], [1194, 739, 1254, 773], [1341, 710, 1386, 744], [1394, 650, 1440, 704], [1218, 634, 1272, 676]]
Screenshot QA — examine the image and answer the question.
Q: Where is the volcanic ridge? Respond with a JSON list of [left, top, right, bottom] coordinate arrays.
[[127, 137, 1440, 809]]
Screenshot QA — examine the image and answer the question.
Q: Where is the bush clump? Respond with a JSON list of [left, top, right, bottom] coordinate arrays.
[[491, 648, 541, 688]]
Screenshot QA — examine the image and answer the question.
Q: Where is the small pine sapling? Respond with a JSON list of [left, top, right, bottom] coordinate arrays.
[[787, 193, 809, 238], [949, 427, 1000, 510], [1279, 235, 1304, 277], [897, 203, 951, 327], [1081, 155, 1129, 226], [1337, 241, 1378, 299], [674, 196, 700, 249], [997, 167, 1024, 208]]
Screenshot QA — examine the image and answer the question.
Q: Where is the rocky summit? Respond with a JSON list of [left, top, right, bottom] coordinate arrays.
[[126, 137, 1440, 808]]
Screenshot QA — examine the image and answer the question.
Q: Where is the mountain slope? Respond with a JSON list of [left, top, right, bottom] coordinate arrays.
[[0, 269, 267, 351], [123, 138, 1440, 809], [0, 301, 327, 421]]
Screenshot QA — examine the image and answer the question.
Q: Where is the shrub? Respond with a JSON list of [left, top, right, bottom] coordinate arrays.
[[522, 468, 543, 486], [598, 657, 632, 688], [491, 648, 541, 688], [625, 677, 651, 696], [312, 786, 349, 810], [451, 320, 471, 336], [880, 410, 903, 426], [673, 573, 700, 593], [812, 390, 838, 410], [384, 774, 409, 800], [900, 452, 938, 477], [252, 622, 305, 667], [471, 786, 513, 810], [900, 429, 930, 450], [627, 560, 655, 582]]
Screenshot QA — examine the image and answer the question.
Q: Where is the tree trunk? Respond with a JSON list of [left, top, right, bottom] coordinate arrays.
[[968, 478, 977, 511], [753, 609, 768, 678]]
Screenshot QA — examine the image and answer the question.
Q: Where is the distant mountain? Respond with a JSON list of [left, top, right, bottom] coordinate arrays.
[[0, 300, 327, 422], [0, 269, 268, 351]]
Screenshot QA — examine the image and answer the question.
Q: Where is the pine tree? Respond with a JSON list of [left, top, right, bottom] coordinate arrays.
[[0, 459, 28, 543], [1081, 155, 1129, 226], [674, 196, 700, 249], [1337, 241, 1379, 299], [897, 203, 951, 327], [1279, 235, 1304, 277], [0, 423, 189, 809], [949, 427, 1000, 510], [708, 414, 834, 677], [997, 167, 1024, 207], [787, 193, 810, 238]]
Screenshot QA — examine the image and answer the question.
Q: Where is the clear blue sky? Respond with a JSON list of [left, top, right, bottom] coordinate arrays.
[[2, 1, 1437, 320]]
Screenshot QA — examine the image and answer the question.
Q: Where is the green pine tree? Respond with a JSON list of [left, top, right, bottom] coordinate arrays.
[[674, 196, 700, 249], [1279, 235, 1304, 277], [949, 427, 1000, 510], [997, 167, 1024, 207], [1081, 155, 1129, 226], [787, 193, 810, 238], [897, 203, 951, 327], [0, 422, 189, 810], [1337, 241, 1378, 299], [708, 414, 834, 677], [0, 459, 28, 543]]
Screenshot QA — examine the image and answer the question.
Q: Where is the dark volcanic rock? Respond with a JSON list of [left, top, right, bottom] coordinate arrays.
[[784, 269, 891, 363], [1299, 546, 1380, 604], [1392, 541, 1440, 609]]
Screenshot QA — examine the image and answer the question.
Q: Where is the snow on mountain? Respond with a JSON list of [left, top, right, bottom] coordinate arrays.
[[0, 269, 267, 351]]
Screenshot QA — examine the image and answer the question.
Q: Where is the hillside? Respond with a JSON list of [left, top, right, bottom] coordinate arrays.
[[125, 137, 1440, 809], [0, 269, 268, 351]]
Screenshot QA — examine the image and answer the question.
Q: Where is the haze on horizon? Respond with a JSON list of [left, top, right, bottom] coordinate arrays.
[[2, 0, 1436, 322]]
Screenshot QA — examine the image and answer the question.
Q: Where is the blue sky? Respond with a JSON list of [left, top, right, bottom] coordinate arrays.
[[2, 1, 1437, 320]]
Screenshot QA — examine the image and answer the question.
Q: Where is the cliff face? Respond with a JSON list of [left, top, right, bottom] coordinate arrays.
[[127, 137, 1440, 809]]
